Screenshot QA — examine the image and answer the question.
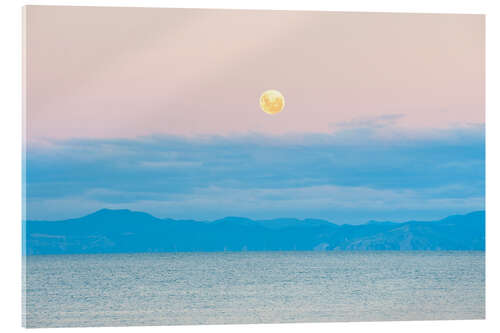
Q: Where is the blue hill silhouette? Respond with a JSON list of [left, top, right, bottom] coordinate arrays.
[[24, 210, 485, 255]]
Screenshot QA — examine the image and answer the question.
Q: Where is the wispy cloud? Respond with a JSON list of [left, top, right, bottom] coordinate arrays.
[[332, 113, 405, 130]]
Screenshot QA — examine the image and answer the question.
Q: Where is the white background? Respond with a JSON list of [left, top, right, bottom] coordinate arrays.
[[0, 0, 498, 332]]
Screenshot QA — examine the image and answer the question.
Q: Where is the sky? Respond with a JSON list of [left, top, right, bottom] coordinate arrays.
[[25, 6, 484, 223]]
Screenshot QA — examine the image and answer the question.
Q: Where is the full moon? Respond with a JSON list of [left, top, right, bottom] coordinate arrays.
[[260, 90, 285, 114]]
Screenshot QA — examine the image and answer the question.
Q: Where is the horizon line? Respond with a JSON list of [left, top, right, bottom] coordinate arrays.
[[25, 207, 486, 225]]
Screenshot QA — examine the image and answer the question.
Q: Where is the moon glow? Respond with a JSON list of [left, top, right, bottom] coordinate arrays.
[[260, 90, 285, 114]]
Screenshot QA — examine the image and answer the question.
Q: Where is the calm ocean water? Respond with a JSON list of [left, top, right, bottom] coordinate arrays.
[[23, 251, 485, 328]]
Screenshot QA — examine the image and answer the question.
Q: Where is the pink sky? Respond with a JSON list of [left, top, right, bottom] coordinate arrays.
[[25, 6, 484, 141]]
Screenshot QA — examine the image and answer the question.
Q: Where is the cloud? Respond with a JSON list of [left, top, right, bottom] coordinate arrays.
[[332, 113, 405, 130], [26, 126, 484, 222]]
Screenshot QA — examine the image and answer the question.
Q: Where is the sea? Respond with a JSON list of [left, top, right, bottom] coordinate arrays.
[[23, 251, 485, 328]]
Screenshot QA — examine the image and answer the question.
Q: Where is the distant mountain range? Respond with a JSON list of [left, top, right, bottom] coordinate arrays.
[[24, 209, 485, 255]]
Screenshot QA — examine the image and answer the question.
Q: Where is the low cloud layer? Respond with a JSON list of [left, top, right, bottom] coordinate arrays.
[[26, 126, 484, 223]]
